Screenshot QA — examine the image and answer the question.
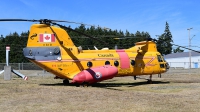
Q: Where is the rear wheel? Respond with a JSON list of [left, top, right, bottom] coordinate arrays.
[[63, 79, 69, 85], [81, 82, 89, 87]]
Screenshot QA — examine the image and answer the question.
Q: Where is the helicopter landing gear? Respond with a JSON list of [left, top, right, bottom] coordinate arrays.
[[158, 74, 161, 78], [80, 82, 89, 87], [63, 79, 69, 85], [134, 76, 137, 80], [74, 82, 89, 87], [147, 75, 152, 84]]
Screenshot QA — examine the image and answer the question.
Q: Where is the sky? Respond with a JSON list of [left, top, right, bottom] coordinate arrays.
[[0, 0, 200, 51]]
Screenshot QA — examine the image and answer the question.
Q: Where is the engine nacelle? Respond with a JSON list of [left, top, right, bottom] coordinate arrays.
[[72, 65, 118, 84]]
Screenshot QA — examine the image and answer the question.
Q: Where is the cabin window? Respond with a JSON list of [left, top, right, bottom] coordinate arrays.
[[131, 60, 135, 66], [114, 61, 119, 67], [163, 57, 167, 62], [105, 61, 110, 65], [160, 64, 165, 68], [87, 61, 93, 67]]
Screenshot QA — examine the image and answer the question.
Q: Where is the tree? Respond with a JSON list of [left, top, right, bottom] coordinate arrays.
[[0, 32, 29, 63], [157, 22, 173, 55]]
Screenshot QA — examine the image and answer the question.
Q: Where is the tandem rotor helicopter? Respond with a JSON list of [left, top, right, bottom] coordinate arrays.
[[0, 19, 170, 86]]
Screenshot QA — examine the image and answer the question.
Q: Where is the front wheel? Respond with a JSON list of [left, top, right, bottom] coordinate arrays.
[[147, 80, 152, 84]]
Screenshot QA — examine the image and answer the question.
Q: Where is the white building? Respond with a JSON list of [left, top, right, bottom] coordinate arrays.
[[164, 51, 200, 69]]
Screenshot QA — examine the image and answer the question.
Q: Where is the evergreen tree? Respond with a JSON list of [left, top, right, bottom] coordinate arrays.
[[157, 22, 173, 55]]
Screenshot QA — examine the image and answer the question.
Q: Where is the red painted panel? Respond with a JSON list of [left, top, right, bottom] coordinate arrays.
[[39, 34, 43, 42], [116, 50, 130, 69]]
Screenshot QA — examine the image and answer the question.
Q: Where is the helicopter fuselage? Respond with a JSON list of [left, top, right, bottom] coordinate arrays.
[[22, 23, 168, 84], [23, 43, 167, 80]]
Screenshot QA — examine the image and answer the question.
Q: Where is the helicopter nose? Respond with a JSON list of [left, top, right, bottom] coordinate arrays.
[[166, 63, 170, 70]]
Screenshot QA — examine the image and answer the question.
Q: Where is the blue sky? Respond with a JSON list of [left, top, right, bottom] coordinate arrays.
[[0, 0, 200, 51]]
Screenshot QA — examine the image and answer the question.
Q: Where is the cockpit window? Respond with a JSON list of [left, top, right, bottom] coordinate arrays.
[[157, 55, 163, 62], [163, 57, 167, 62]]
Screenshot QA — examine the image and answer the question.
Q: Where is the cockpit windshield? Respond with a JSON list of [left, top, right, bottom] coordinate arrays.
[[157, 55, 163, 62]]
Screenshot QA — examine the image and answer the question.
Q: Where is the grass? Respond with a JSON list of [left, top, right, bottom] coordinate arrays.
[[0, 70, 200, 112]]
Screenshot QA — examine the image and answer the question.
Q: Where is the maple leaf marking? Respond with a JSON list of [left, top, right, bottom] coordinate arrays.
[[45, 35, 50, 40]]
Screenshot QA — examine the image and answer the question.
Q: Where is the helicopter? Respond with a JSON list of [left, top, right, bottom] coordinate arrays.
[[0, 19, 169, 86]]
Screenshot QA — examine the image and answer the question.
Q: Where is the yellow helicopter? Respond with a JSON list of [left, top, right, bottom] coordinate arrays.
[[0, 19, 169, 85]]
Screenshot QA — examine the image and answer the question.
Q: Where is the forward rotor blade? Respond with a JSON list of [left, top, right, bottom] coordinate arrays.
[[173, 44, 200, 53]]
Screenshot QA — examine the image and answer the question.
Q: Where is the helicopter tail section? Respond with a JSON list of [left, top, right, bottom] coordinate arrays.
[[23, 23, 79, 69], [27, 24, 75, 47]]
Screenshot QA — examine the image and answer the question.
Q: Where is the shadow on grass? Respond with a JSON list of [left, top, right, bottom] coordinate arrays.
[[40, 80, 170, 90]]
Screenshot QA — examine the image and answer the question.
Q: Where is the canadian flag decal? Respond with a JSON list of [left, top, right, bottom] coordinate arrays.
[[39, 34, 55, 42]]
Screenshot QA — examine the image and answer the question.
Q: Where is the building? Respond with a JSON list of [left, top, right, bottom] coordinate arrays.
[[164, 51, 200, 69]]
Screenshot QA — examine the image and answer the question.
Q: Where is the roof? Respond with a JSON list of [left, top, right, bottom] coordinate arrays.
[[164, 51, 200, 59]]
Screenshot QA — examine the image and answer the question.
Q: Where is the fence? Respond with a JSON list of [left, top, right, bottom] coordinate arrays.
[[1, 62, 200, 75], [0, 62, 199, 70], [0, 63, 42, 70]]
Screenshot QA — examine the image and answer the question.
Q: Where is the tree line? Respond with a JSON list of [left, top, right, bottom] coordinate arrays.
[[0, 22, 181, 63]]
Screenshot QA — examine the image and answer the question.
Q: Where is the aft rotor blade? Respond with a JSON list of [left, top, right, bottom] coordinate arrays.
[[50, 20, 82, 24], [0, 19, 39, 22], [0, 19, 109, 29], [0, 19, 82, 24], [51, 22, 108, 45]]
